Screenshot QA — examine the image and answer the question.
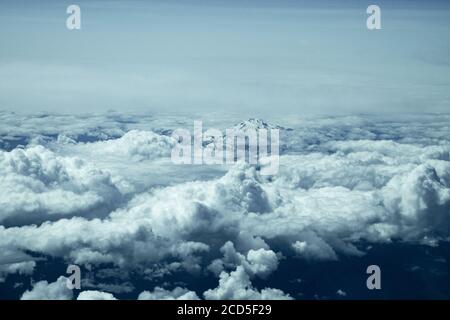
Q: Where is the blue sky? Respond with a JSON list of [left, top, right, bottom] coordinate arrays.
[[0, 0, 449, 115]]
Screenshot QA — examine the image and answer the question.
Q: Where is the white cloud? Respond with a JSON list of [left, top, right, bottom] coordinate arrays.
[[0, 261, 36, 283], [62, 130, 175, 162], [77, 290, 117, 300], [138, 287, 199, 300], [2, 142, 450, 281], [21, 276, 73, 300], [290, 230, 340, 261], [0, 145, 125, 225], [2, 113, 450, 299], [203, 266, 292, 300], [208, 241, 279, 278]]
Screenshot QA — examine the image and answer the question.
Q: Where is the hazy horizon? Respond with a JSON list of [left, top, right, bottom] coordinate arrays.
[[1, 0, 449, 115]]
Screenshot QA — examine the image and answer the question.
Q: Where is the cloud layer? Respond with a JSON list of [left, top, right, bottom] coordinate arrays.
[[1, 112, 450, 299]]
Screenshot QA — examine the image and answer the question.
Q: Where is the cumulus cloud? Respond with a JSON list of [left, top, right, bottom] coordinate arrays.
[[77, 290, 117, 300], [292, 233, 338, 261], [2, 112, 450, 299], [0, 261, 36, 283], [20, 276, 73, 300], [0, 249, 38, 282], [208, 241, 279, 278], [204, 266, 292, 300], [138, 287, 199, 300], [0, 111, 158, 149], [62, 130, 176, 161], [0, 145, 125, 226]]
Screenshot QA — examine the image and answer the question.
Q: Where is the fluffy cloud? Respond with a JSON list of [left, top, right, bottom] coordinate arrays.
[[21, 276, 73, 300], [138, 287, 199, 300], [77, 290, 117, 300], [204, 266, 292, 300], [0, 145, 125, 226], [0, 249, 38, 282], [2, 112, 450, 299], [292, 233, 338, 261], [60, 130, 176, 161], [0, 111, 157, 149], [208, 241, 279, 278], [3, 151, 450, 285], [0, 261, 36, 283]]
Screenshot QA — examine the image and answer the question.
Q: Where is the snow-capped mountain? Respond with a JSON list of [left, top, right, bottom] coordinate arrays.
[[231, 118, 290, 132]]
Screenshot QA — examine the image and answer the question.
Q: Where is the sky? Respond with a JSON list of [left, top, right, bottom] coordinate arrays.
[[0, 0, 449, 115]]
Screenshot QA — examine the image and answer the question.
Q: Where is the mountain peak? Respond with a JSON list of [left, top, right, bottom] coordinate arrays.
[[233, 118, 286, 131]]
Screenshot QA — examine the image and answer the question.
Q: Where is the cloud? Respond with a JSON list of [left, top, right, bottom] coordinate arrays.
[[63, 130, 176, 161], [20, 276, 73, 300], [292, 232, 338, 261], [203, 266, 292, 300], [138, 287, 199, 300], [2, 142, 450, 282], [2, 112, 450, 299], [77, 290, 117, 300], [0, 249, 38, 282], [336, 289, 347, 297], [0, 145, 124, 226], [208, 241, 279, 278], [0, 261, 36, 283]]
